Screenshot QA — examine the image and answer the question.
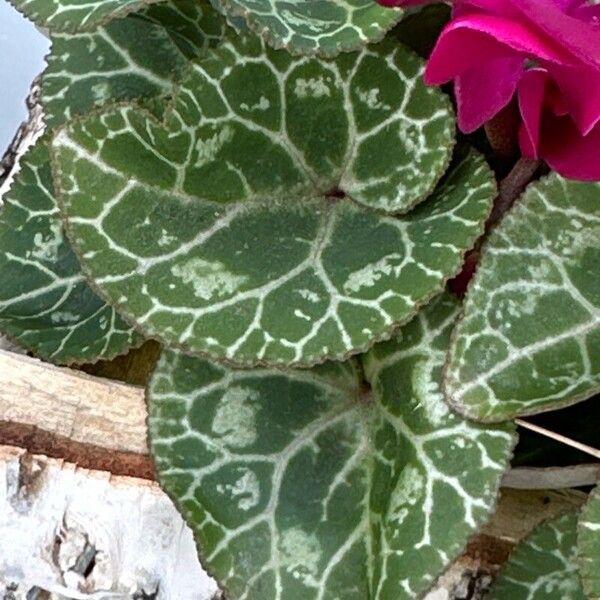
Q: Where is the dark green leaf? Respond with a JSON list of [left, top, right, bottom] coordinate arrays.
[[445, 174, 600, 421], [148, 294, 515, 599], [0, 138, 141, 363]]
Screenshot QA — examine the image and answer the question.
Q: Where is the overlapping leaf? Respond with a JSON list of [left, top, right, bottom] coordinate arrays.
[[52, 34, 492, 368], [213, 0, 402, 57], [147, 293, 514, 600], [54, 34, 455, 214], [0, 138, 141, 363], [445, 175, 600, 422], [42, 0, 226, 129], [578, 486, 600, 599], [53, 151, 490, 368], [489, 512, 585, 600], [8, 0, 165, 31]]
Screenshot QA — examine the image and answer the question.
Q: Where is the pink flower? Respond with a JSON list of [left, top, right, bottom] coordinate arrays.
[[416, 0, 600, 180]]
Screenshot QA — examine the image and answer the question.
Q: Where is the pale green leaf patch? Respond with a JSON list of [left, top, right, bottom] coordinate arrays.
[[42, 0, 227, 129], [214, 0, 403, 57], [489, 512, 586, 600], [0, 137, 141, 364], [51, 35, 489, 368], [148, 293, 515, 600], [578, 486, 600, 599], [445, 174, 600, 422]]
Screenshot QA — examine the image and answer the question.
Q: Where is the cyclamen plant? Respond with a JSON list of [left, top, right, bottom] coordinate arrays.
[[0, 0, 598, 598]]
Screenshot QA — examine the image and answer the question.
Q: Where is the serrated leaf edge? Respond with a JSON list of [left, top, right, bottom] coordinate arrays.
[[442, 171, 600, 424], [217, 0, 403, 59], [144, 344, 517, 600], [0, 133, 145, 366], [7, 0, 166, 32]]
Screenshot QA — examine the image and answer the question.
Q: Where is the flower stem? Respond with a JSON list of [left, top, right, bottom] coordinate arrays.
[[484, 99, 521, 160], [515, 418, 600, 460], [486, 157, 542, 231], [448, 157, 541, 296]]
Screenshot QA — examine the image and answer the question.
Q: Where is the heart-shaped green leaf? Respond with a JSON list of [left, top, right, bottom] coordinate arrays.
[[578, 486, 600, 599], [445, 174, 600, 422], [213, 0, 403, 57], [42, 0, 226, 129], [148, 293, 515, 600], [8, 0, 165, 31], [0, 138, 141, 364], [52, 35, 490, 368], [489, 512, 585, 600], [52, 142, 491, 367]]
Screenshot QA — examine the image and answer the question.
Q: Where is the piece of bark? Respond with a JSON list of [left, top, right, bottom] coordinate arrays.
[[0, 445, 220, 600], [0, 445, 586, 600], [0, 349, 151, 478]]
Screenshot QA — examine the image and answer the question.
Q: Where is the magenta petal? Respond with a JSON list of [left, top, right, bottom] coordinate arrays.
[[425, 24, 520, 85], [517, 68, 549, 157], [425, 14, 575, 87], [455, 0, 520, 18], [508, 0, 600, 68], [539, 117, 600, 180], [546, 64, 600, 135], [571, 4, 600, 24], [455, 57, 525, 133], [558, 0, 584, 12]]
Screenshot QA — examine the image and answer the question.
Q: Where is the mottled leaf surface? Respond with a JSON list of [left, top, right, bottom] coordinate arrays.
[[578, 486, 600, 599], [445, 175, 600, 422], [489, 512, 585, 600], [0, 138, 140, 363], [148, 294, 515, 600], [8, 0, 164, 31], [215, 0, 402, 57], [42, 0, 226, 128], [51, 35, 485, 368], [54, 34, 456, 214], [53, 143, 491, 367]]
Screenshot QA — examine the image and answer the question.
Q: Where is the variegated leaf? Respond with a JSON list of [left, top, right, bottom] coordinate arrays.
[[51, 35, 491, 368], [148, 293, 515, 600], [0, 137, 141, 364], [578, 486, 600, 600], [445, 175, 600, 422], [52, 141, 492, 367], [208, 0, 248, 32], [8, 0, 163, 31], [214, 0, 403, 57], [489, 512, 585, 600], [42, 0, 226, 129]]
